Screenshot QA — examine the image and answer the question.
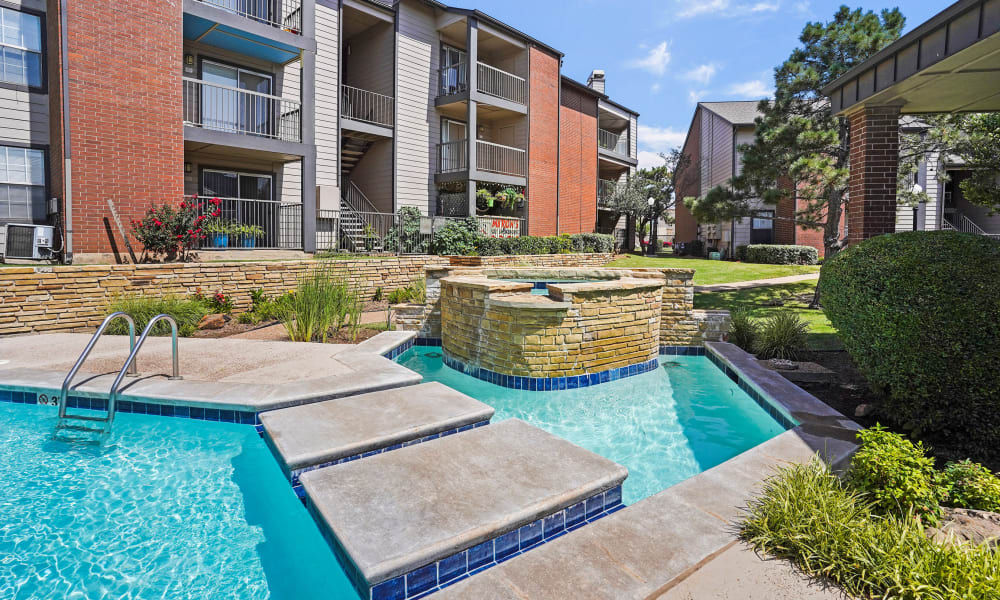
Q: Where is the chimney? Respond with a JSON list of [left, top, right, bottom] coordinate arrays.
[[587, 70, 606, 94]]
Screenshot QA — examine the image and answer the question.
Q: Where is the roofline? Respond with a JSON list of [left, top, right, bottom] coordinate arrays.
[[600, 97, 639, 118], [561, 75, 604, 98], [821, 0, 982, 95], [408, 0, 564, 57], [696, 101, 760, 126]]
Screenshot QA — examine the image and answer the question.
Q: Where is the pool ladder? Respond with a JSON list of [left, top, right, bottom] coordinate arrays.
[[58, 313, 182, 434]]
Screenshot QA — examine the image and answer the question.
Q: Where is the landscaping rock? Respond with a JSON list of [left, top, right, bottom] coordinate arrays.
[[769, 359, 798, 370], [197, 314, 229, 330], [926, 508, 1000, 548], [854, 403, 876, 417], [757, 359, 837, 385]]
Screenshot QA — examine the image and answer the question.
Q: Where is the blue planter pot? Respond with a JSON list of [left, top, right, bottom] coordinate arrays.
[[211, 234, 229, 248], [241, 237, 257, 248]]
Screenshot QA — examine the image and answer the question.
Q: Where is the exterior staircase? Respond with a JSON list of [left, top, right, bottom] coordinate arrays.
[[340, 179, 384, 253], [943, 213, 1000, 240]]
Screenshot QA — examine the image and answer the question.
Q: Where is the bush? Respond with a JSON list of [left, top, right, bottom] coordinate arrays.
[[282, 265, 362, 343], [752, 311, 808, 360], [743, 244, 818, 265], [688, 239, 705, 257], [107, 295, 210, 337], [387, 279, 426, 305], [430, 218, 481, 255], [740, 460, 1000, 600], [734, 245, 749, 262], [383, 207, 429, 254], [728, 307, 759, 352], [820, 231, 1000, 461], [568, 233, 615, 253], [941, 460, 1000, 512], [847, 425, 943, 523]]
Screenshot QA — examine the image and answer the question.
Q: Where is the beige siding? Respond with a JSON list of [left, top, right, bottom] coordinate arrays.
[[0, 88, 48, 145], [315, 1, 341, 205], [896, 151, 941, 232], [629, 114, 638, 159], [280, 60, 303, 204], [349, 138, 393, 212], [395, 0, 439, 214], [344, 21, 394, 96]]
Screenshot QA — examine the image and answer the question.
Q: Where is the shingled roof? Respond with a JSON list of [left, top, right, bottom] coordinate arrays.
[[698, 101, 766, 126]]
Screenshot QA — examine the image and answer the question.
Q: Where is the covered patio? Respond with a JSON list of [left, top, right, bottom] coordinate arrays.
[[823, 0, 1000, 244]]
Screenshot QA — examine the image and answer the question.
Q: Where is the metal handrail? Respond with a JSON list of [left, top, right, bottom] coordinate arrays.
[[476, 62, 526, 105], [107, 315, 183, 425], [341, 85, 395, 127], [476, 139, 526, 177], [59, 312, 136, 420]]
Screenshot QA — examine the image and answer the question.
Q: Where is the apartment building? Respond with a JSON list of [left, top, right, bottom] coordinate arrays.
[[674, 101, 997, 258], [1, 0, 637, 262]]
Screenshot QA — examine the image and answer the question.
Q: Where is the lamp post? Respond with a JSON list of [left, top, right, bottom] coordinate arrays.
[[647, 196, 657, 256]]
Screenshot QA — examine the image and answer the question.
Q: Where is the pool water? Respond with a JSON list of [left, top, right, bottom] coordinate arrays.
[[397, 347, 788, 504], [0, 402, 359, 600]]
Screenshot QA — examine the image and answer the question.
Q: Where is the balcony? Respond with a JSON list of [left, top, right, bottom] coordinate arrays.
[[183, 77, 302, 143], [598, 179, 616, 208], [435, 140, 526, 179], [437, 140, 468, 173], [598, 128, 629, 157], [185, 195, 302, 250], [193, 0, 303, 34], [341, 85, 394, 130], [438, 61, 527, 107]]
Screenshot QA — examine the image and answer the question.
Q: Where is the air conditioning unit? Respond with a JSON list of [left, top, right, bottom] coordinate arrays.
[[4, 224, 56, 260]]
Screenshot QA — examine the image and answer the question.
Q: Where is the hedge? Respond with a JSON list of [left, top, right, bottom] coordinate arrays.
[[431, 219, 614, 256], [820, 231, 1000, 461], [741, 244, 818, 265]]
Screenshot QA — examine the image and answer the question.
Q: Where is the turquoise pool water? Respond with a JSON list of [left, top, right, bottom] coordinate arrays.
[[0, 402, 359, 600], [397, 348, 787, 504]]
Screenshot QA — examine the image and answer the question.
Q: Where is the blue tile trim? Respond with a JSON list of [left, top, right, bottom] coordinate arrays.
[[359, 485, 625, 600], [381, 337, 416, 360], [414, 337, 442, 347], [282, 419, 491, 490], [0, 387, 261, 426], [439, 353, 659, 391], [658, 345, 707, 356], [703, 347, 798, 430]]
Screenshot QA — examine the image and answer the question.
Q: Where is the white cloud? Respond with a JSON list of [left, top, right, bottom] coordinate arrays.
[[638, 151, 668, 170], [630, 42, 671, 76], [651, 82, 662, 94], [688, 89, 708, 104], [749, 2, 779, 12], [728, 79, 772, 99], [676, 0, 781, 19], [677, 0, 728, 18], [637, 125, 687, 165], [682, 63, 718, 86]]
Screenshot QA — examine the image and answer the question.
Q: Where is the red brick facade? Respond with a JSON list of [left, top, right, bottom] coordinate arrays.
[[58, 0, 185, 256], [847, 106, 900, 245], [673, 109, 701, 244], [527, 46, 560, 236], [557, 82, 598, 234]]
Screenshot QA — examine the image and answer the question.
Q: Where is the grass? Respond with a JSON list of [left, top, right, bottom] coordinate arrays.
[[608, 254, 820, 285], [694, 281, 841, 351], [740, 460, 1000, 600], [106, 295, 210, 337]]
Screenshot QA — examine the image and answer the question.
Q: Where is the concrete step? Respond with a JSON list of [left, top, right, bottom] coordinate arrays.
[[300, 418, 627, 600], [261, 382, 493, 489]]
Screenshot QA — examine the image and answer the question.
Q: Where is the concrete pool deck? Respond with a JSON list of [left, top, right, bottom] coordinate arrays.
[[0, 332, 421, 411]]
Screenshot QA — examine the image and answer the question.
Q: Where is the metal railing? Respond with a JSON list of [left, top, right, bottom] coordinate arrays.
[[477, 62, 526, 105], [477, 140, 526, 177], [195, 0, 303, 33], [58, 312, 137, 424], [341, 85, 394, 128], [183, 77, 302, 142], [598, 179, 617, 208], [439, 62, 468, 96], [438, 140, 468, 173], [947, 213, 1000, 240], [316, 210, 525, 254], [185, 195, 302, 250], [107, 315, 182, 426], [598, 128, 629, 156]]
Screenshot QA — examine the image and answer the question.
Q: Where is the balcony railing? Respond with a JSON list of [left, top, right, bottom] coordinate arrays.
[[195, 0, 303, 35], [599, 128, 629, 156], [598, 179, 617, 208], [476, 62, 526, 105], [341, 85, 394, 128], [477, 140, 526, 178], [437, 140, 468, 173], [183, 77, 302, 142], [439, 62, 468, 96], [185, 195, 302, 249]]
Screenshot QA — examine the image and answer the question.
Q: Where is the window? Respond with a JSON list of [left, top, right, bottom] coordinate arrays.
[[0, 146, 46, 221], [0, 6, 42, 88]]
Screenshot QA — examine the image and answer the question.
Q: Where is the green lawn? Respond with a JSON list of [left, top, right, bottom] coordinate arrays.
[[694, 281, 841, 351], [608, 254, 821, 285]]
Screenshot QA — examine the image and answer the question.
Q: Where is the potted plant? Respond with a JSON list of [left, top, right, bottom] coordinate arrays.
[[203, 219, 234, 248], [235, 224, 265, 248], [476, 188, 494, 212]]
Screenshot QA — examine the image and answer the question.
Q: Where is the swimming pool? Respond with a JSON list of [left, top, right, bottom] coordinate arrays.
[[396, 347, 789, 504], [0, 401, 359, 600]]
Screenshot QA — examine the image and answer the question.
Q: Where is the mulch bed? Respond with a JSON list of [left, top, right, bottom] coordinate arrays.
[[189, 320, 269, 339]]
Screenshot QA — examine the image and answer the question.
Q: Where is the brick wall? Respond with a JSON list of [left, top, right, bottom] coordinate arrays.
[[63, 0, 185, 256], [527, 46, 560, 236], [557, 82, 598, 234], [774, 177, 796, 245], [440, 277, 661, 378], [847, 106, 900, 246], [673, 108, 701, 244]]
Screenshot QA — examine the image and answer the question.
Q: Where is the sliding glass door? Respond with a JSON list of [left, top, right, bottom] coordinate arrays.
[[201, 60, 274, 137], [202, 170, 277, 248]]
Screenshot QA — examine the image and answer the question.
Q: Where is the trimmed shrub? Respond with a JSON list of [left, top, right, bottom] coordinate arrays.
[[941, 460, 1000, 512], [847, 425, 943, 523], [568, 233, 615, 253], [752, 311, 808, 360], [430, 218, 480, 256], [107, 295, 210, 337], [734, 244, 749, 262], [744, 244, 819, 265], [820, 231, 1000, 461], [688, 239, 705, 257], [728, 307, 759, 352]]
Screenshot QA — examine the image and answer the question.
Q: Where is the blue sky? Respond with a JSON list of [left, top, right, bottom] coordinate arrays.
[[471, 0, 945, 169]]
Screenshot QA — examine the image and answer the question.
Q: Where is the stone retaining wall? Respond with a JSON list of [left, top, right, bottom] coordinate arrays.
[[0, 253, 614, 336], [440, 276, 662, 378], [447, 254, 614, 267]]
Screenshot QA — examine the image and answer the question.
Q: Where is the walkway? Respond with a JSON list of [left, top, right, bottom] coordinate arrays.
[[695, 273, 819, 293]]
